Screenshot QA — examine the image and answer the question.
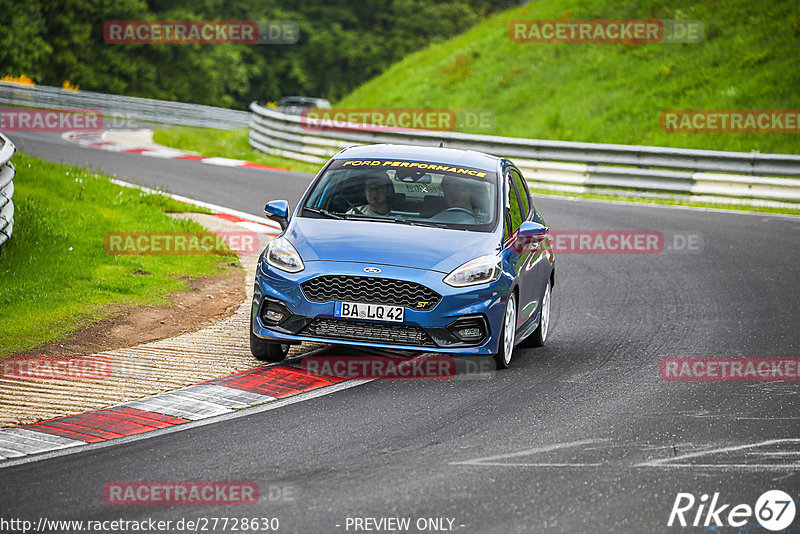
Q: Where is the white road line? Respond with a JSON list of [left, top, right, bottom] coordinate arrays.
[[458, 462, 605, 467], [449, 439, 608, 466], [451, 438, 800, 470], [641, 464, 800, 471], [635, 438, 800, 467]]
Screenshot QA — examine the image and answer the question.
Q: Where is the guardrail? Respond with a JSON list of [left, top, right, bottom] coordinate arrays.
[[0, 133, 16, 247], [249, 103, 800, 207], [0, 82, 249, 130]]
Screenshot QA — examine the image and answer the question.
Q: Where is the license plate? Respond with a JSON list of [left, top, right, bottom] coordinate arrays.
[[334, 301, 404, 323]]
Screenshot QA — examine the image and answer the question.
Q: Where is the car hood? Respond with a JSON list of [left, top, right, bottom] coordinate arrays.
[[285, 217, 499, 273]]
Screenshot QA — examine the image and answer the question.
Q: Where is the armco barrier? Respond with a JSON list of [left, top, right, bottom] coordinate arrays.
[[248, 102, 800, 207], [0, 133, 16, 247], [0, 82, 248, 130]]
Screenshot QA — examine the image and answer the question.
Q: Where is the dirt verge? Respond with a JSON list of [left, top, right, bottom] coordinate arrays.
[[11, 264, 245, 360]]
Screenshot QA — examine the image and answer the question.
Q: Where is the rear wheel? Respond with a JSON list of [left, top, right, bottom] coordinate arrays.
[[250, 329, 290, 362], [494, 293, 517, 370]]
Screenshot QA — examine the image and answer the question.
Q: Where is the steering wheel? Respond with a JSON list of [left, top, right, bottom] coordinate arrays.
[[435, 207, 476, 224], [332, 193, 363, 214], [440, 207, 475, 217]]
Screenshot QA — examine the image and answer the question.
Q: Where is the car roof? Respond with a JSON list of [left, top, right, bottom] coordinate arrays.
[[333, 144, 502, 173], [278, 96, 330, 105]]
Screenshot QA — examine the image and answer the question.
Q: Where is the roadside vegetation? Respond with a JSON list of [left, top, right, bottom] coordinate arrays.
[[0, 0, 514, 107], [0, 153, 237, 357], [339, 0, 800, 155]]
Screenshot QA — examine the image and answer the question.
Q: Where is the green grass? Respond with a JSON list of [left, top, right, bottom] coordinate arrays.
[[153, 127, 324, 174], [336, 0, 800, 155], [0, 153, 238, 358]]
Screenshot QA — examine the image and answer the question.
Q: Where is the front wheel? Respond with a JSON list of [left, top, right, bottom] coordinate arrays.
[[525, 280, 551, 348], [494, 293, 517, 369], [250, 329, 290, 362]]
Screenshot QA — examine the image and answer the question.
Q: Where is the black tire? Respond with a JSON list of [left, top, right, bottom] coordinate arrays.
[[520, 280, 551, 348], [250, 329, 290, 362], [494, 292, 517, 370]]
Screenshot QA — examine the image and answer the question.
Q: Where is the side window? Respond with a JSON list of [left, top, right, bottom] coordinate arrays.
[[510, 168, 530, 219], [507, 172, 523, 235]]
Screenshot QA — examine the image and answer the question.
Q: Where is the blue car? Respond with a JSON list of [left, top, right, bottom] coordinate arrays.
[[250, 144, 555, 368]]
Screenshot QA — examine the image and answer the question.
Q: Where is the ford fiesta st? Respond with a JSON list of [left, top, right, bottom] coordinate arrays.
[[250, 144, 555, 368]]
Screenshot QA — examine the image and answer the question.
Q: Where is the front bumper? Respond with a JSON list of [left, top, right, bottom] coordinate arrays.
[[251, 259, 511, 355]]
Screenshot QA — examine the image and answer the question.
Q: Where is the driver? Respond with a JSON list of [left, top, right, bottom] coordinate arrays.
[[347, 171, 394, 216], [441, 175, 476, 211], [437, 175, 478, 222]]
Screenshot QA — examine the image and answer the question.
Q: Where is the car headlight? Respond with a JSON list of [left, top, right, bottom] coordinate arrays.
[[443, 255, 501, 287], [266, 236, 304, 273]]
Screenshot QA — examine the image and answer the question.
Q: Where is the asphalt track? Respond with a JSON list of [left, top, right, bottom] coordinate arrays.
[[2, 129, 800, 533]]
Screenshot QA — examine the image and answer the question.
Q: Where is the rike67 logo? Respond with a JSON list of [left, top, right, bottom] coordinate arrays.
[[668, 490, 796, 531]]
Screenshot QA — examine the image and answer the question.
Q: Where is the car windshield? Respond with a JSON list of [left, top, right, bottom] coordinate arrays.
[[302, 158, 498, 231]]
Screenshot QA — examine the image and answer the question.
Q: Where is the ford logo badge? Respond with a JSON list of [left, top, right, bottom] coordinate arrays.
[[363, 267, 381, 273]]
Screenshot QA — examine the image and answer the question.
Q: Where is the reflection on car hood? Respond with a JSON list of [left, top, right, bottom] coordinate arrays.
[[286, 217, 499, 273]]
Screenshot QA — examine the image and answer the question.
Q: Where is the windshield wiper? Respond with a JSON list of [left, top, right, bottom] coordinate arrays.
[[394, 217, 453, 229], [349, 215, 425, 226], [383, 216, 454, 229], [304, 207, 345, 219], [348, 215, 391, 222], [388, 216, 425, 227], [330, 212, 455, 229]]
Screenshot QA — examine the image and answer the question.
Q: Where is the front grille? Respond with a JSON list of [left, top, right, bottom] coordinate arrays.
[[299, 318, 437, 347], [301, 275, 440, 310]]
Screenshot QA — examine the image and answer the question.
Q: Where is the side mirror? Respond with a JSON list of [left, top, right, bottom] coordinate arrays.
[[513, 221, 548, 253], [518, 221, 548, 240], [264, 200, 290, 230]]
